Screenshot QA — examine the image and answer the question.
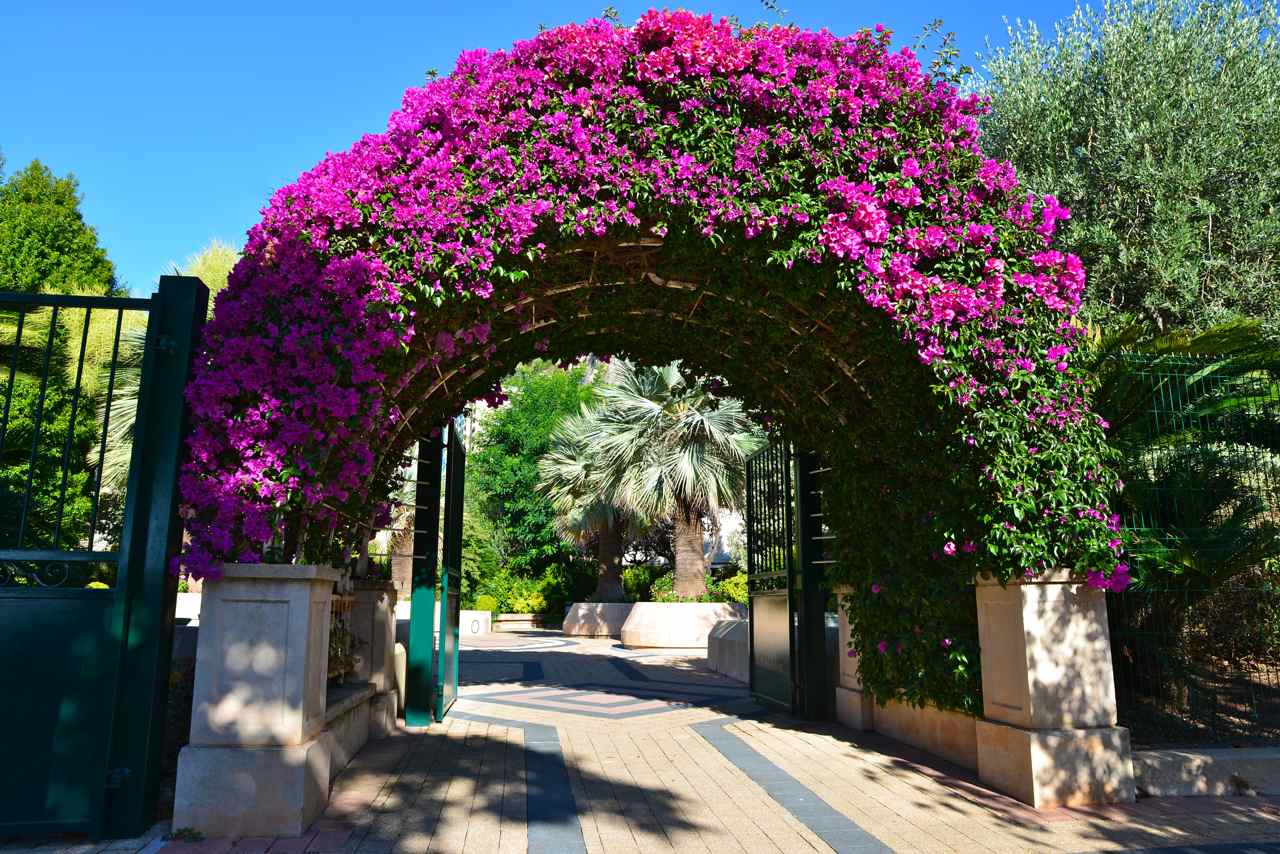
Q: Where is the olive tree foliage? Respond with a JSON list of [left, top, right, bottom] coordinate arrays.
[[977, 0, 1280, 335]]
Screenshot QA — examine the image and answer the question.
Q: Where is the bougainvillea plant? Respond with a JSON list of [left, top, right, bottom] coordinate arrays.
[[179, 11, 1127, 711]]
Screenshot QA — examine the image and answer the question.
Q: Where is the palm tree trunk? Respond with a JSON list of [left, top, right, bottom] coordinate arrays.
[[673, 509, 707, 599], [593, 518, 625, 601]]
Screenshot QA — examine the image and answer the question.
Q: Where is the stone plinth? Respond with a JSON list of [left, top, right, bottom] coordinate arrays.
[[563, 602, 634, 638], [460, 609, 492, 637], [174, 563, 340, 837], [706, 618, 748, 682], [351, 581, 397, 694], [620, 601, 746, 649], [350, 580, 399, 740], [974, 572, 1135, 808]]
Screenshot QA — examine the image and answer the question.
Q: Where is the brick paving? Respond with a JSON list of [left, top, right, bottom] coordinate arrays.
[[7, 632, 1280, 854]]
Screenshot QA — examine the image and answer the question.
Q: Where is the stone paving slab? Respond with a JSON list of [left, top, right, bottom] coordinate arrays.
[[8, 633, 1280, 854]]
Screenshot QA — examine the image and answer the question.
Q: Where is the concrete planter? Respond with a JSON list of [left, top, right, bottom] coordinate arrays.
[[620, 601, 746, 649], [493, 613, 555, 632], [563, 602, 634, 638], [1133, 747, 1280, 796], [706, 618, 748, 682], [460, 609, 492, 637]]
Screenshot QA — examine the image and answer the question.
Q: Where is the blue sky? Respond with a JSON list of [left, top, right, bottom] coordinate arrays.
[[1, 0, 1077, 295]]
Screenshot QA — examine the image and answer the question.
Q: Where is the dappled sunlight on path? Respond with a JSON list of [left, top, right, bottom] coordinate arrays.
[[12, 632, 1280, 853]]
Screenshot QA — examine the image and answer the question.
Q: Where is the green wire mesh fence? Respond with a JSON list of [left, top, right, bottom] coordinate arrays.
[[1105, 353, 1280, 747]]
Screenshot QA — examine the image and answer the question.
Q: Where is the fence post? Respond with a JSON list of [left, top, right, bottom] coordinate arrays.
[[405, 434, 444, 727], [104, 276, 207, 837]]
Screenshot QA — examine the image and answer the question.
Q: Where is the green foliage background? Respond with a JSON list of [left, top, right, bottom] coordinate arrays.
[[465, 360, 601, 612], [978, 0, 1280, 334], [0, 159, 118, 297]]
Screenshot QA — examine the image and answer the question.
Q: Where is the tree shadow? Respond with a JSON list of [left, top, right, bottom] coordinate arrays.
[[324, 725, 706, 845], [455, 642, 756, 720]]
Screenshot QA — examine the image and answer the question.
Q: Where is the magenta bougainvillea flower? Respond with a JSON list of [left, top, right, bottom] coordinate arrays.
[[177, 11, 1126, 642]]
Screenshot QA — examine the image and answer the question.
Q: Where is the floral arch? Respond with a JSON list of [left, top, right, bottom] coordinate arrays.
[[180, 11, 1125, 709]]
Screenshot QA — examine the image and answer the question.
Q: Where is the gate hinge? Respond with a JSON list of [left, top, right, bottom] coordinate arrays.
[[105, 767, 132, 789]]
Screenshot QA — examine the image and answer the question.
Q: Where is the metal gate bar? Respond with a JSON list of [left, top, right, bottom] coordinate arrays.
[[404, 416, 465, 726]]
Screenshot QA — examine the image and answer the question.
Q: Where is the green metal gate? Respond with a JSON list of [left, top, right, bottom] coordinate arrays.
[[745, 442, 794, 710], [745, 442, 834, 719], [0, 277, 207, 839], [404, 416, 465, 725]]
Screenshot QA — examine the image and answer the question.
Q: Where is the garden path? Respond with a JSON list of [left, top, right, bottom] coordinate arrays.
[[11, 633, 1280, 854]]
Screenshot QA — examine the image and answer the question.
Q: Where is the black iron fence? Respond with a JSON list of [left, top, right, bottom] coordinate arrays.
[[0, 294, 151, 587], [0, 280, 208, 838], [1106, 351, 1280, 747]]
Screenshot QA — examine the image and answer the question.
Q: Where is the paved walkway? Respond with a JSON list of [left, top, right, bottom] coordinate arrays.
[[10, 633, 1280, 854]]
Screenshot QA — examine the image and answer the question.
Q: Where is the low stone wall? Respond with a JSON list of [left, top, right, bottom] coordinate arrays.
[[318, 683, 396, 786], [877, 698, 978, 771], [1134, 748, 1280, 796], [621, 601, 747, 649], [707, 619, 748, 683], [493, 613, 557, 632], [564, 603, 634, 638], [833, 579, 1135, 809]]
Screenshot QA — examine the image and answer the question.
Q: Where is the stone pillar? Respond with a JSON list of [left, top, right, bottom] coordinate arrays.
[[174, 564, 340, 837], [974, 571, 1136, 808], [832, 588, 876, 731], [351, 580, 399, 739]]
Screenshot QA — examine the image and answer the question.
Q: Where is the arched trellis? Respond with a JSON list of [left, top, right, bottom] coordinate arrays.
[[179, 11, 1128, 708]]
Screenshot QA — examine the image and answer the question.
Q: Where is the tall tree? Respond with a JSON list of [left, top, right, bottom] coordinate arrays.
[[978, 0, 1280, 335], [565, 361, 763, 599], [538, 409, 642, 601], [0, 160, 118, 296], [468, 360, 600, 576]]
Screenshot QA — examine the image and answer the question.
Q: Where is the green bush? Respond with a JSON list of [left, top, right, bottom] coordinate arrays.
[[473, 594, 499, 613], [712, 572, 748, 605], [644, 568, 747, 604], [622, 564, 664, 602], [509, 589, 546, 615]]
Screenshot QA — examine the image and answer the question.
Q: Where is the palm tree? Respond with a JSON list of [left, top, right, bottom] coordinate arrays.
[[538, 410, 641, 601], [1086, 319, 1280, 594], [573, 361, 764, 599], [94, 241, 238, 491]]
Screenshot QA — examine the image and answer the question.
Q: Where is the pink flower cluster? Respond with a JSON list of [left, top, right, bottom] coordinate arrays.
[[177, 11, 1121, 591]]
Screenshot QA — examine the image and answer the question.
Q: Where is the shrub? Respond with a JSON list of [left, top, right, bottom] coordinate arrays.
[[473, 594, 499, 613], [622, 564, 664, 601], [712, 571, 748, 605], [645, 568, 746, 604], [509, 589, 547, 615]]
